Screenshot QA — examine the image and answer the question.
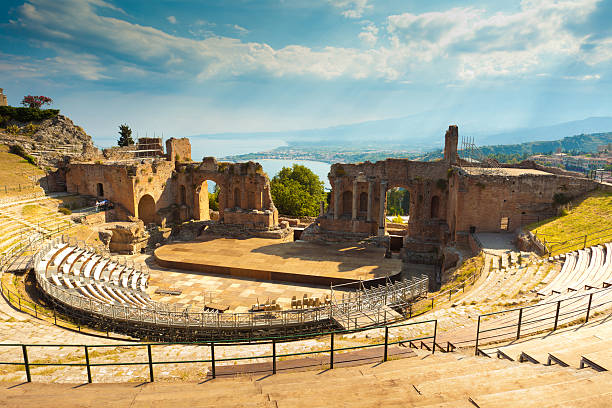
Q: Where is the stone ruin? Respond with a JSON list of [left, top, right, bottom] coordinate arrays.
[[65, 137, 280, 243], [62, 126, 604, 258], [305, 126, 602, 253]]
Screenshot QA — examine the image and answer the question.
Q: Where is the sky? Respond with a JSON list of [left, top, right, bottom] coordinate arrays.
[[1, 0, 612, 147]]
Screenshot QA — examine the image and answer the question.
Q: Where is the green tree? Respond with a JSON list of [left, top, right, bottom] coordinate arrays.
[[117, 124, 134, 147], [386, 188, 410, 216], [271, 164, 325, 217], [208, 184, 219, 211]]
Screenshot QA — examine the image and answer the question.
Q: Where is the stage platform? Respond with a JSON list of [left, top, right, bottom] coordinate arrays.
[[154, 238, 401, 286]]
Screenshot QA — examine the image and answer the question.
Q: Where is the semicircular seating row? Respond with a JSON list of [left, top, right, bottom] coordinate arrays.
[[537, 243, 612, 297], [484, 243, 612, 340], [37, 243, 153, 308], [36, 241, 223, 313]]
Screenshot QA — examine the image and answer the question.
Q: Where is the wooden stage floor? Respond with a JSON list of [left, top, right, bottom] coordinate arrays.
[[154, 238, 401, 286]]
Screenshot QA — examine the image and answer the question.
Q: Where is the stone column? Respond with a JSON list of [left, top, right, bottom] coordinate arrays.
[[378, 180, 387, 236], [333, 178, 341, 220], [367, 180, 374, 222], [352, 179, 358, 220]]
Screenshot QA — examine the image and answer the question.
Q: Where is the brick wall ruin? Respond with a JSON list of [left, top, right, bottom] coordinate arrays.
[[66, 143, 279, 230], [166, 137, 191, 162], [313, 125, 600, 247], [66, 124, 601, 245]]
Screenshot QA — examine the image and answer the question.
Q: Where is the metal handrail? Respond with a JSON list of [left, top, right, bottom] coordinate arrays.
[[474, 286, 612, 354], [31, 236, 428, 333], [0, 319, 439, 383]]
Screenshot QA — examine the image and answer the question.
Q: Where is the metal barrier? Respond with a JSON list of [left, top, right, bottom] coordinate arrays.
[[30, 236, 429, 339], [0, 319, 438, 383], [536, 227, 612, 255], [474, 286, 612, 355]]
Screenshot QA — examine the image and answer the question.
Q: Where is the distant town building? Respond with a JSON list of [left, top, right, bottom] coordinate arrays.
[[530, 148, 612, 173], [0, 88, 7, 106]]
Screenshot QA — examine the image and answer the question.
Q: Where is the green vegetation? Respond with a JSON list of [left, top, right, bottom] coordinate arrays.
[[271, 164, 325, 217], [58, 207, 72, 215], [9, 144, 36, 165], [419, 132, 612, 162], [386, 188, 410, 216], [528, 190, 612, 255], [0, 106, 59, 124], [117, 123, 134, 147], [391, 215, 404, 224], [208, 185, 219, 211], [0, 146, 44, 196]]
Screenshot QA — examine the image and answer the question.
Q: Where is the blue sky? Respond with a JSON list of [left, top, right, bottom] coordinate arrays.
[[1, 0, 612, 147]]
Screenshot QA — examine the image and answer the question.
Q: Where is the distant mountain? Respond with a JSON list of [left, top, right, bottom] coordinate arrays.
[[477, 131, 612, 158], [478, 117, 612, 145], [419, 132, 612, 162], [190, 115, 612, 154]]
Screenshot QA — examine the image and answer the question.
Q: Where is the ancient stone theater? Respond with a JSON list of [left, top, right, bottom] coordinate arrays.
[[66, 126, 599, 254]]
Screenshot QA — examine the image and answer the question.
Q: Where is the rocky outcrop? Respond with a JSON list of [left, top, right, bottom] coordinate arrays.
[[0, 114, 100, 169]]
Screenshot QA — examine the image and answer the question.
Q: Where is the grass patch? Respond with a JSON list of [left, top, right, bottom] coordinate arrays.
[[527, 190, 612, 255], [21, 204, 46, 216], [0, 144, 45, 195]]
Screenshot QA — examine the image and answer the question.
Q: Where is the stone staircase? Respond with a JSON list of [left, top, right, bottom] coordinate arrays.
[[1, 351, 610, 407]]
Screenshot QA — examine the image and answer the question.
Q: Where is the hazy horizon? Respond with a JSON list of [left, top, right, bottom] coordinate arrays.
[[2, 0, 612, 147]]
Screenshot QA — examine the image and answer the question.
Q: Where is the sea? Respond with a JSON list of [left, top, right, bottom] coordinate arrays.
[[189, 136, 332, 192]]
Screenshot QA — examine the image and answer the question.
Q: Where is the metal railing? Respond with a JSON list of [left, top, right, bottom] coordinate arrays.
[[535, 227, 612, 255], [33, 236, 429, 336], [0, 318, 439, 383], [474, 286, 612, 355]]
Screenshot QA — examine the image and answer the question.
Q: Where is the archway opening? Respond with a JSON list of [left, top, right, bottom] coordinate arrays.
[[386, 187, 410, 222], [341, 190, 352, 216], [385, 186, 411, 251], [431, 195, 440, 219], [96, 183, 104, 197], [138, 194, 156, 224], [194, 179, 222, 221]]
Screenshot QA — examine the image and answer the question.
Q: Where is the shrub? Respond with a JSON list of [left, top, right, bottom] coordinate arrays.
[[7, 124, 20, 135], [391, 215, 404, 224], [9, 144, 36, 165], [24, 123, 39, 134], [21, 95, 53, 109], [58, 207, 72, 215], [553, 193, 571, 205], [0, 106, 59, 122], [175, 154, 180, 162]]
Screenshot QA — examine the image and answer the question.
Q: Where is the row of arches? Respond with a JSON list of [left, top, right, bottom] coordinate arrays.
[[337, 189, 441, 220]]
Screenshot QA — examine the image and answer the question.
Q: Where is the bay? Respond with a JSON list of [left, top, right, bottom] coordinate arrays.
[[189, 137, 331, 192]]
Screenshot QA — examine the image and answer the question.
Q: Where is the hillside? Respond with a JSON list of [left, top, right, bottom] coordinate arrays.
[[527, 190, 612, 255], [418, 132, 612, 162], [0, 144, 45, 198], [0, 107, 96, 169]]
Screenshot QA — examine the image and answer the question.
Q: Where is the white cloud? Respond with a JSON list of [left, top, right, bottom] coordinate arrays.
[[0, 50, 109, 80], [358, 23, 378, 48], [387, 0, 603, 80], [166, 15, 176, 24], [230, 24, 249, 35], [328, 0, 371, 19], [562, 74, 601, 81], [9, 0, 612, 84]]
